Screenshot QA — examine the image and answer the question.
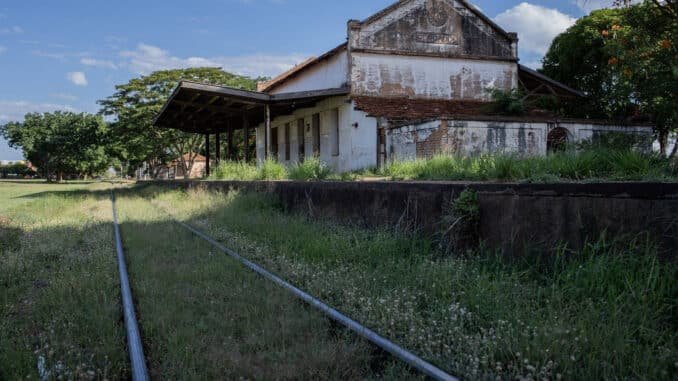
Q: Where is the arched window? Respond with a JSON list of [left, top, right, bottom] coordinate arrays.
[[547, 127, 570, 153]]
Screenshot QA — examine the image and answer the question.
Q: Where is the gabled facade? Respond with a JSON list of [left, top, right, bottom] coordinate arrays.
[[155, 0, 653, 174]]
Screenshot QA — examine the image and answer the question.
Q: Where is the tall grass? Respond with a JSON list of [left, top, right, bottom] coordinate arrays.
[[211, 161, 259, 180], [383, 148, 676, 182], [149, 187, 678, 380], [288, 158, 332, 181], [210, 148, 675, 183], [210, 159, 287, 181]]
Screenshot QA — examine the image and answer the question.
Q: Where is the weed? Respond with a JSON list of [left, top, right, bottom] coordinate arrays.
[[258, 158, 288, 180], [148, 187, 677, 380], [382, 147, 676, 182], [289, 158, 332, 181]]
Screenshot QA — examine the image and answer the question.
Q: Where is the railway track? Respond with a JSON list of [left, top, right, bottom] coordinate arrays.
[[110, 190, 149, 381], [110, 188, 459, 381]]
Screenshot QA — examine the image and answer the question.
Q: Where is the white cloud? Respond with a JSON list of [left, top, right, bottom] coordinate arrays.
[[0, 101, 77, 123], [494, 2, 576, 56], [81, 57, 118, 70], [33, 50, 89, 62], [0, 25, 22, 35], [0, 46, 6, 54], [66, 71, 88, 86], [50, 93, 78, 101], [120, 43, 308, 78]]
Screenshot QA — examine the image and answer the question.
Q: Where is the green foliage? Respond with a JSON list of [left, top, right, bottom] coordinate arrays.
[[382, 145, 676, 182], [486, 88, 526, 115], [543, 1, 677, 153], [0, 163, 35, 178], [98, 68, 262, 177], [543, 8, 630, 119], [211, 161, 259, 181], [288, 158, 332, 181], [154, 187, 677, 380], [258, 159, 288, 180], [440, 189, 480, 254], [211, 159, 287, 181], [1, 112, 111, 180], [603, 1, 678, 153]]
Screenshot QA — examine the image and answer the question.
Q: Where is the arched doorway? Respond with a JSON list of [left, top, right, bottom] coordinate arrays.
[[547, 127, 570, 153]]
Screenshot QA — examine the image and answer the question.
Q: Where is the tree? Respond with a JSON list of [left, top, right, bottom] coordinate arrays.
[[542, 8, 632, 119], [0, 112, 111, 181], [604, 1, 678, 155], [98, 68, 262, 179], [0, 162, 35, 179], [543, 1, 677, 156]]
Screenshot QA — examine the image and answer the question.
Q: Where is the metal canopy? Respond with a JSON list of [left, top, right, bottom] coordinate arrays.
[[518, 65, 586, 98], [154, 81, 349, 134]]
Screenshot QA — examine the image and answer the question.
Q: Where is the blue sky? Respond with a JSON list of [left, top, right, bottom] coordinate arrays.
[[0, 0, 611, 160]]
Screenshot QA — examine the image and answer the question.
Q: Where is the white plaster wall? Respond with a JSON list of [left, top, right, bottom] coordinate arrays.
[[387, 119, 654, 161], [566, 123, 653, 143], [351, 52, 518, 100], [269, 52, 349, 94], [255, 96, 378, 173]]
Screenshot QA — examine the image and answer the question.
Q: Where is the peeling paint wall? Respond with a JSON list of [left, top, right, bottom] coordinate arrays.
[[348, 0, 517, 101], [269, 52, 349, 94], [351, 52, 516, 100], [387, 119, 654, 160], [349, 0, 515, 58], [256, 97, 377, 173]]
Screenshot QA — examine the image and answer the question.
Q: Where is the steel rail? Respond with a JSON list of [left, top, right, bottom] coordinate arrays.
[[166, 213, 459, 381], [111, 190, 149, 381]]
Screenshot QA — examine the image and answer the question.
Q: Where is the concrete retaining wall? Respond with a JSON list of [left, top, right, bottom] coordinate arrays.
[[144, 180, 678, 256]]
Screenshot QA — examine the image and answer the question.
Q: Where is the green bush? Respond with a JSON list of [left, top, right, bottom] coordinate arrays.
[[211, 161, 259, 181], [486, 88, 526, 116], [288, 158, 333, 181], [382, 146, 676, 182], [258, 159, 287, 180]]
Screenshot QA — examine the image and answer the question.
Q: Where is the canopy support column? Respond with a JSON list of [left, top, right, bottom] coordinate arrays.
[[205, 134, 210, 178], [215, 132, 221, 165], [243, 115, 250, 162], [228, 122, 234, 161], [265, 105, 271, 160]]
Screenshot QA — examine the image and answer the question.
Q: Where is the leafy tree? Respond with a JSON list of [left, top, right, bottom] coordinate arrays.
[[604, 1, 677, 155], [543, 1, 677, 156], [0, 162, 35, 179], [1, 112, 111, 181], [542, 8, 631, 119], [98, 68, 261, 178]]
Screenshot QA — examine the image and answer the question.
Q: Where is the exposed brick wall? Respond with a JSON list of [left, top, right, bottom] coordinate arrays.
[[416, 120, 449, 157]]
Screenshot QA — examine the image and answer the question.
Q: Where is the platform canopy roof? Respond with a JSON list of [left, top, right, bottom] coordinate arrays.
[[154, 81, 349, 134]]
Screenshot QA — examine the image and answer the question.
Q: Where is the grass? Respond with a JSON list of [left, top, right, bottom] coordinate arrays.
[[381, 148, 677, 182], [210, 159, 287, 181], [147, 186, 678, 380], [114, 189, 413, 379], [0, 181, 416, 379], [288, 158, 333, 181], [0, 181, 128, 379], [208, 148, 676, 183]]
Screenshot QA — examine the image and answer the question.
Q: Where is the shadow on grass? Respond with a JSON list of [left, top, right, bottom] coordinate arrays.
[[1, 183, 414, 380]]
